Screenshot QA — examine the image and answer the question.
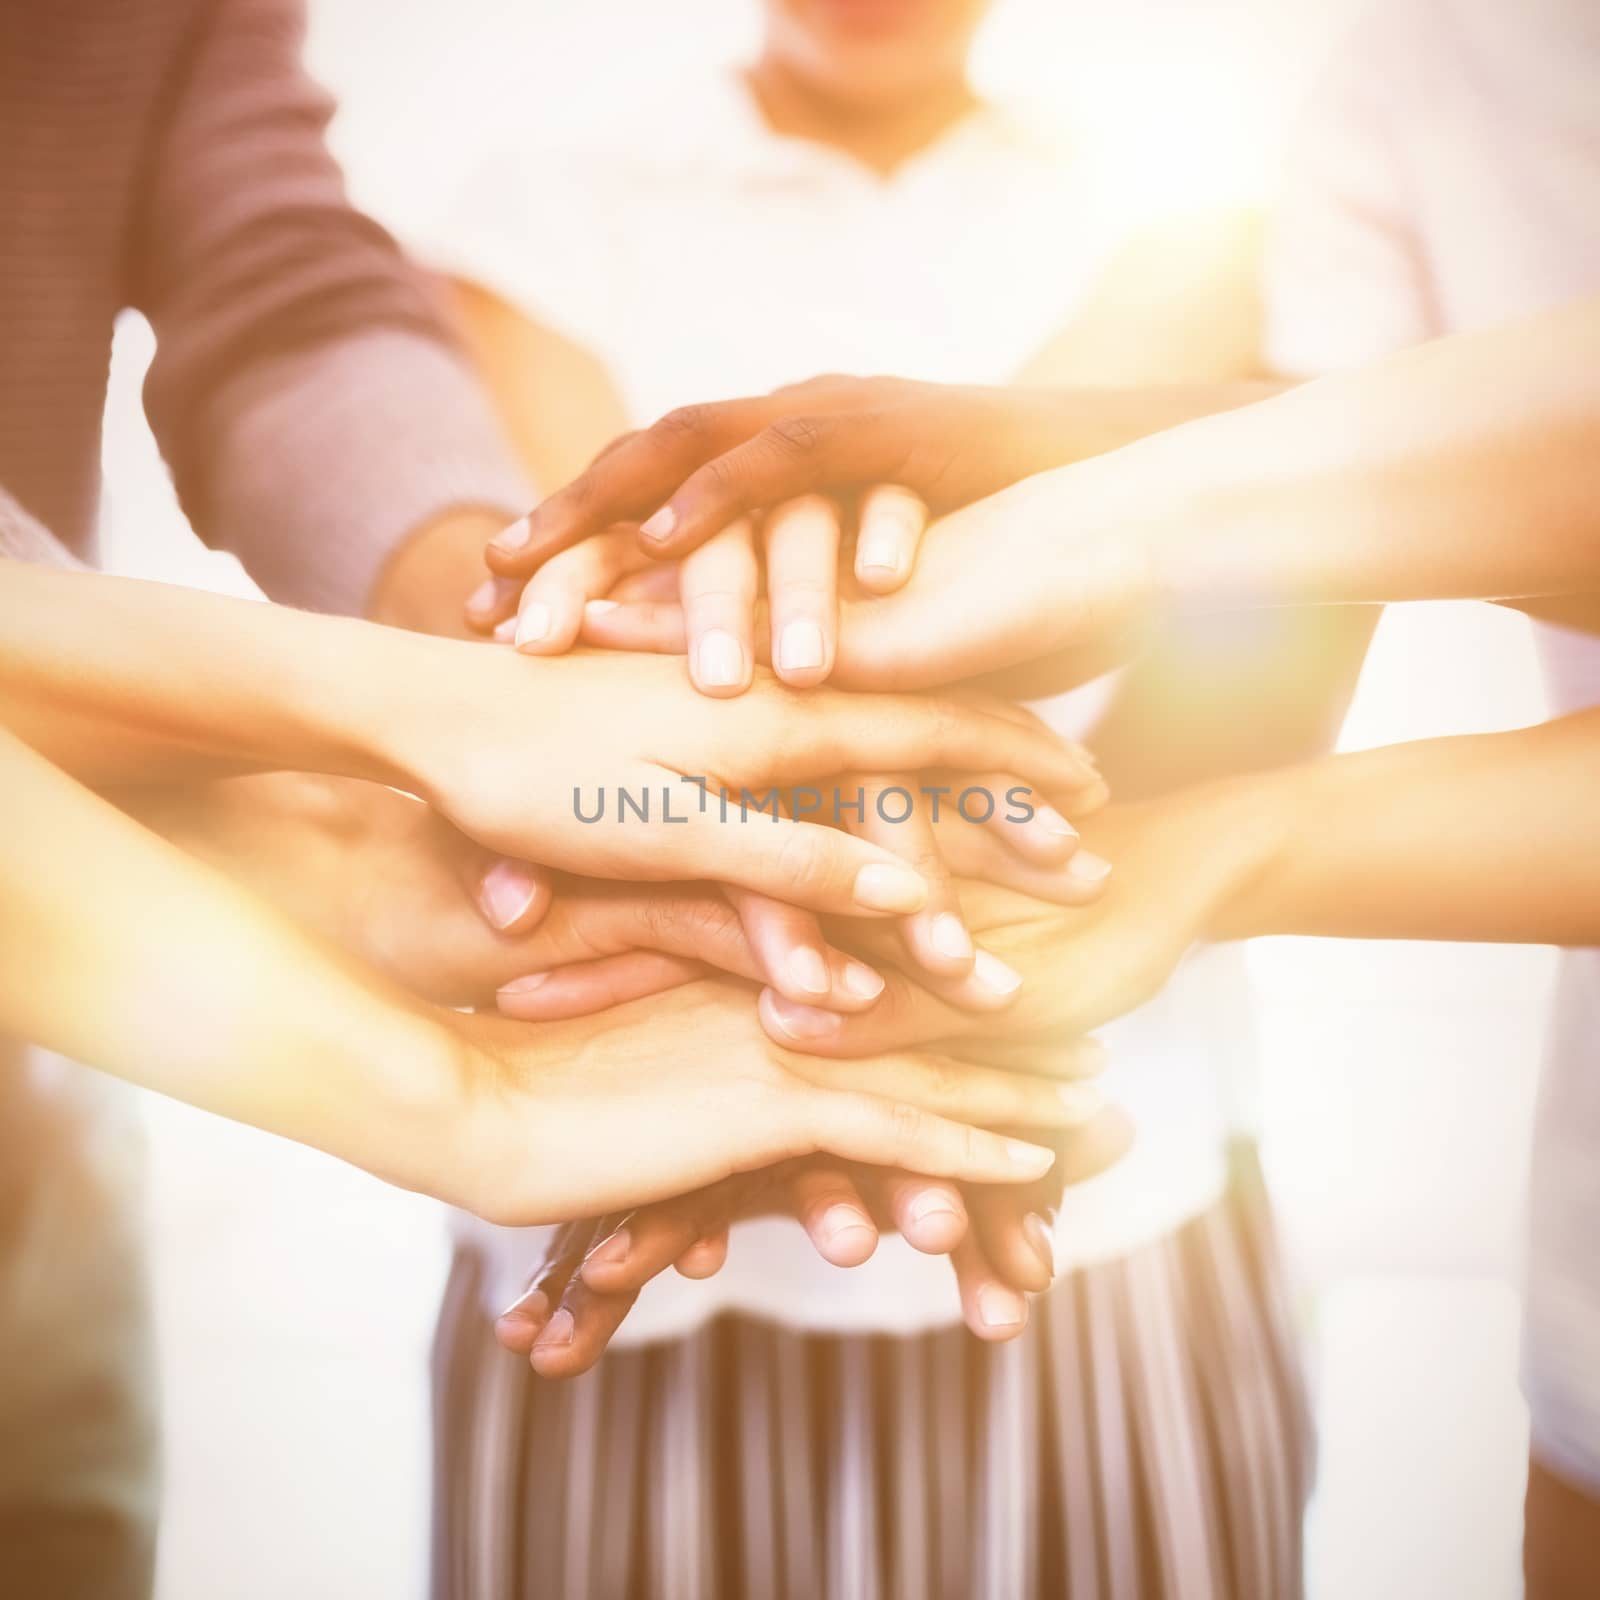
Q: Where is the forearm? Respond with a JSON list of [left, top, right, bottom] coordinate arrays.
[[1119, 297, 1600, 608], [116, 771, 376, 948], [1214, 708, 1600, 944], [0, 728, 461, 1193], [0, 560, 445, 787], [367, 509, 511, 636]]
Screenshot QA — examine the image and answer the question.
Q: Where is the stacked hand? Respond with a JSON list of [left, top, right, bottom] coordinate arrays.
[[465, 376, 1174, 696], [489, 787, 1253, 1369], [391, 381, 1186, 1363], [115, 380, 1190, 1349]]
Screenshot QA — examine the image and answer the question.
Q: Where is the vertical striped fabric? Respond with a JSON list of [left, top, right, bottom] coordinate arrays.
[[433, 1142, 1313, 1600]]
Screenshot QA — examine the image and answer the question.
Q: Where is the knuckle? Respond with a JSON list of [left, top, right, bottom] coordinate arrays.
[[775, 827, 832, 897], [889, 1098, 927, 1157], [653, 403, 715, 444], [917, 1055, 961, 1107], [961, 1121, 986, 1173], [680, 893, 741, 951], [695, 455, 747, 506], [766, 414, 828, 459]]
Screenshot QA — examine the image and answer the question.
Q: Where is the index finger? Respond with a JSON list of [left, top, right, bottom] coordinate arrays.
[[485, 397, 795, 576]]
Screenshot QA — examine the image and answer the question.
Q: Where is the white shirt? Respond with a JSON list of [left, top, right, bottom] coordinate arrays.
[[1263, 0, 1600, 1495], [417, 70, 1254, 1339]]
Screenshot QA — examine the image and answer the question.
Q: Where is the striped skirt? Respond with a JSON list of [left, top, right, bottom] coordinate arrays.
[[432, 1142, 1313, 1600]]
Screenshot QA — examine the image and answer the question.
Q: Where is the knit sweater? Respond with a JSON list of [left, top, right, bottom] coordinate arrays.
[[0, 0, 530, 612]]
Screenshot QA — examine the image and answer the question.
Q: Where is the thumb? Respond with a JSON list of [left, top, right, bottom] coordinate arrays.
[[471, 855, 553, 935]]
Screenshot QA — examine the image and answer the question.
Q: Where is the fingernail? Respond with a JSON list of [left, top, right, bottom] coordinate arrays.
[[1057, 1082, 1104, 1122], [498, 972, 550, 996], [533, 1307, 575, 1349], [852, 862, 927, 913], [639, 505, 677, 543], [977, 1283, 1027, 1330], [1005, 1138, 1054, 1173], [786, 946, 830, 996], [585, 1228, 631, 1268], [1067, 850, 1113, 885], [778, 619, 826, 672], [929, 913, 974, 961], [842, 961, 885, 1000], [478, 859, 542, 930], [908, 1189, 962, 1227], [491, 516, 531, 554], [496, 1287, 547, 1323], [973, 947, 1023, 996], [493, 617, 518, 643], [766, 994, 844, 1040], [1035, 805, 1077, 840], [584, 598, 619, 617], [855, 538, 903, 579], [467, 577, 501, 615], [514, 602, 553, 648], [695, 628, 744, 688], [821, 1203, 876, 1250], [1024, 1212, 1056, 1277]]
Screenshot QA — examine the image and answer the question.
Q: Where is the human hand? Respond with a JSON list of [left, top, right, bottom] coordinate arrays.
[[473, 375, 1102, 610], [435, 978, 1107, 1226], [495, 1108, 1134, 1375], [482, 493, 932, 696], [755, 784, 1268, 1059], [567, 463, 1156, 696], [132, 773, 922, 1015], [383, 644, 1102, 916], [469, 376, 1183, 695]]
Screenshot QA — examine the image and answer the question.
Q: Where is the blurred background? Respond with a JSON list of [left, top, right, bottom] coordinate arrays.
[[96, 1, 1548, 1594]]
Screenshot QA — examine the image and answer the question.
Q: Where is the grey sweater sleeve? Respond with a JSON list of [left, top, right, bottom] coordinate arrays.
[[132, 0, 530, 616]]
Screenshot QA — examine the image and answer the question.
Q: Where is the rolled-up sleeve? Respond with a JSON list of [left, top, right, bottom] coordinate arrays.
[[131, 0, 530, 615]]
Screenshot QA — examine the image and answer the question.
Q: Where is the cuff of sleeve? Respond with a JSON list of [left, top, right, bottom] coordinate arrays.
[[196, 330, 534, 617], [0, 491, 92, 570]]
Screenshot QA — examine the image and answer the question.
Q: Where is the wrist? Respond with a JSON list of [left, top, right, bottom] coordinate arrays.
[[368, 510, 512, 637], [1200, 764, 1306, 941], [331, 622, 486, 799], [332, 1001, 484, 1204]]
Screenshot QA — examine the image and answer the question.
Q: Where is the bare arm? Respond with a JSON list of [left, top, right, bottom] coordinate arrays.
[[447, 277, 630, 493], [813, 296, 1600, 695], [1213, 707, 1600, 946], [1138, 296, 1600, 610], [0, 560, 1101, 916], [0, 727, 1062, 1221]]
